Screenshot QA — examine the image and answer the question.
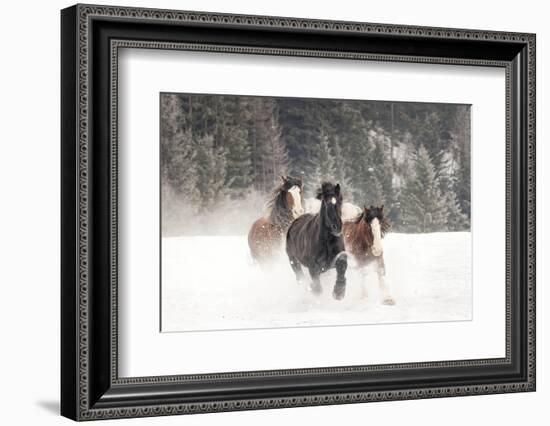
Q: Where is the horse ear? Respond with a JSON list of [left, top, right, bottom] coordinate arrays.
[[280, 175, 288, 184], [364, 205, 370, 213], [380, 204, 384, 211], [335, 183, 341, 196]]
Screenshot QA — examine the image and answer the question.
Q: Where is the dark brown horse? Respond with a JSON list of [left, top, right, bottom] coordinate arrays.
[[248, 176, 304, 264], [286, 183, 348, 300], [343, 205, 395, 305]]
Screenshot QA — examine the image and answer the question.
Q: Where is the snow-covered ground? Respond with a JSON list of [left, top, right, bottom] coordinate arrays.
[[161, 232, 471, 332]]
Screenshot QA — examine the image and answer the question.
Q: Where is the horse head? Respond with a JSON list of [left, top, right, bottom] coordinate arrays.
[[316, 182, 343, 237], [362, 205, 385, 256], [281, 175, 304, 218]]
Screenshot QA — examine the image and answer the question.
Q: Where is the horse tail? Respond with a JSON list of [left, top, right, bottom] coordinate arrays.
[[247, 218, 261, 262]]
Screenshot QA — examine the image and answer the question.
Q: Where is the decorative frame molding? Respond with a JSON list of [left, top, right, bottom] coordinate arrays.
[[61, 3, 535, 421]]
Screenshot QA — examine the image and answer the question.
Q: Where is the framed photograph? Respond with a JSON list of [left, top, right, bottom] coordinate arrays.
[[61, 4, 536, 421]]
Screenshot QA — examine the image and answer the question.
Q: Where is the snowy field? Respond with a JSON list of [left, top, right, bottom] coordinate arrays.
[[161, 232, 471, 332]]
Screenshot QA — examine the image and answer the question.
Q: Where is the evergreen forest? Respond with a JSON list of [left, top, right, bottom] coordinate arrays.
[[160, 93, 470, 236]]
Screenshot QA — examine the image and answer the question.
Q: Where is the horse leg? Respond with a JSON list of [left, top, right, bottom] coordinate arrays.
[[308, 267, 322, 295], [288, 255, 305, 285], [360, 266, 369, 299], [377, 255, 395, 305], [354, 256, 369, 299], [332, 251, 348, 300]]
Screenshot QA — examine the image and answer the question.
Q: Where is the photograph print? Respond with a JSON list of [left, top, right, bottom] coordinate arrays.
[[160, 93, 471, 332]]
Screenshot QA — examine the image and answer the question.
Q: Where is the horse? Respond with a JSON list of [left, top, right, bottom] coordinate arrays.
[[286, 182, 348, 300], [342, 205, 395, 305], [248, 175, 304, 264]]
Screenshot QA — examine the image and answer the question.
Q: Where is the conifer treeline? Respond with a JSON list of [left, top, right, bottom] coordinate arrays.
[[161, 93, 470, 234]]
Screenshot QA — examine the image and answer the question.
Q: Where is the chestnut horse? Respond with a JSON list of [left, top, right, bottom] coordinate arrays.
[[343, 205, 395, 305], [248, 176, 304, 264]]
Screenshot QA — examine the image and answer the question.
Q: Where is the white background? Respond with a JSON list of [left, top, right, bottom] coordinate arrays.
[[119, 49, 505, 376], [0, 0, 547, 425]]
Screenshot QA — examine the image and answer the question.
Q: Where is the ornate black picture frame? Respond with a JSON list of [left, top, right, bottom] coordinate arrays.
[[61, 3, 536, 421]]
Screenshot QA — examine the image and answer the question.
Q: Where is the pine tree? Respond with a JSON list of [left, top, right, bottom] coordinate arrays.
[[435, 151, 468, 231], [351, 128, 392, 206], [364, 171, 385, 206], [445, 188, 469, 231], [246, 98, 289, 192], [224, 125, 252, 196], [278, 98, 323, 180], [261, 113, 289, 189], [310, 128, 337, 192], [400, 145, 449, 232], [453, 148, 471, 219], [160, 94, 181, 142], [219, 98, 254, 197], [166, 130, 199, 199], [195, 135, 227, 210], [336, 103, 369, 201], [332, 137, 354, 200], [369, 128, 394, 206], [451, 105, 471, 219], [160, 94, 200, 207], [160, 94, 183, 186], [160, 95, 202, 233]]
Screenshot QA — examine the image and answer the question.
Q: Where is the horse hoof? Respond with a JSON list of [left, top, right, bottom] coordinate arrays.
[[309, 284, 322, 295], [333, 287, 346, 300], [382, 296, 395, 305]]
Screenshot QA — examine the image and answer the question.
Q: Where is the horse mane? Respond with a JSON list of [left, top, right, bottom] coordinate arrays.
[[265, 184, 294, 229], [345, 219, 371, 252], [380, 217, 391, 238], [353, 212, 364, 224]]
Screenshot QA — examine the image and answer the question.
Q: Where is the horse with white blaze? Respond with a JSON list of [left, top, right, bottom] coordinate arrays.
[[285, 183, 348, 300], [248, 175, 304, 265], [342, 205, 395, 305]]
